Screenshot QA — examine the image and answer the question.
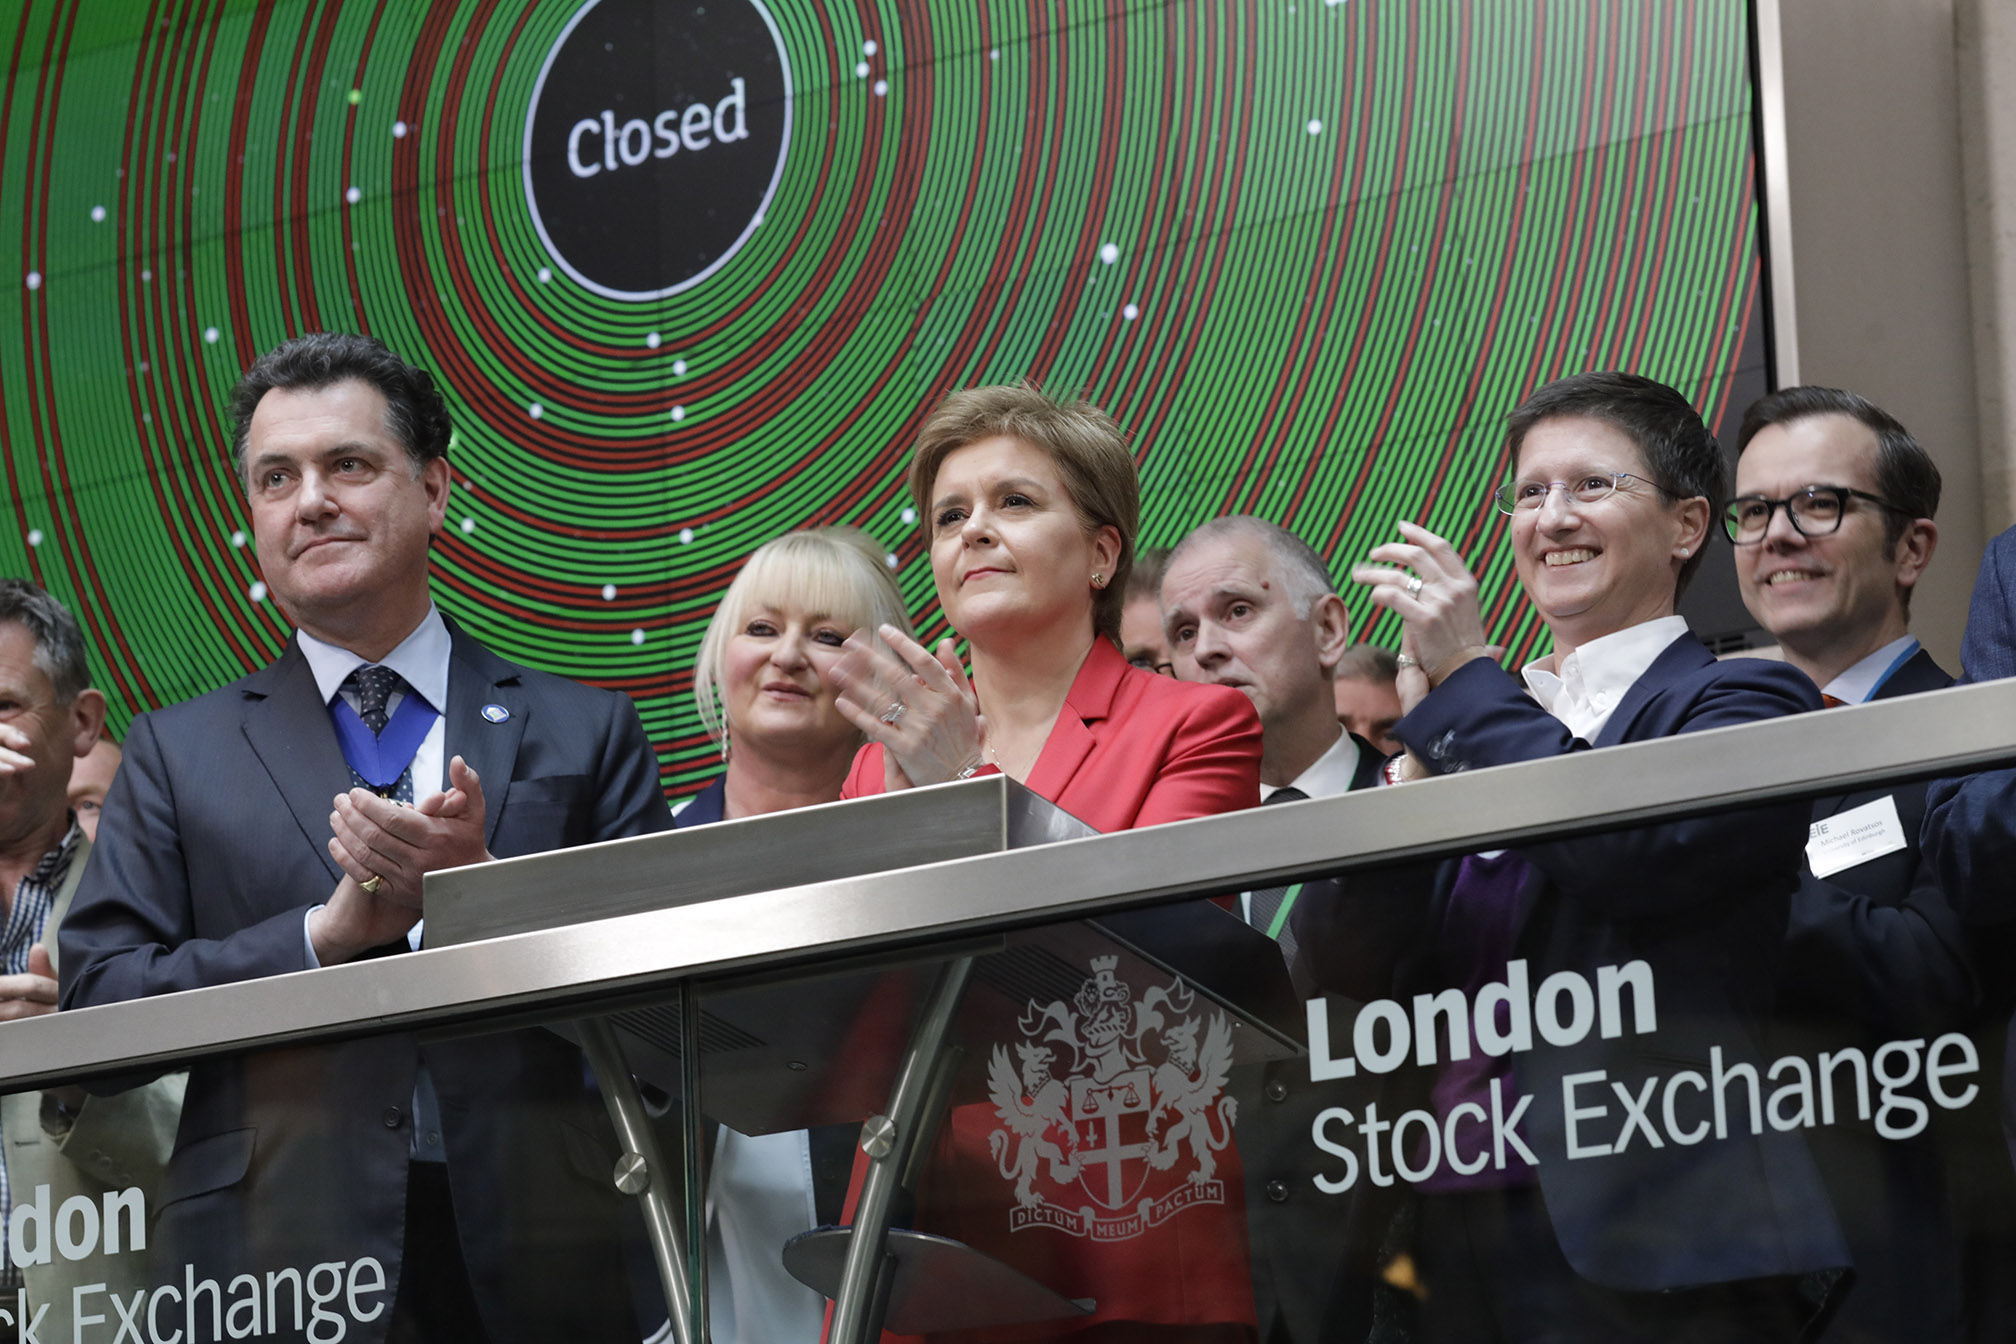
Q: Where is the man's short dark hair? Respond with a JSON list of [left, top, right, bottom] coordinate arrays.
[[1505, 371, 1724, 597], [1336, 643, 1399, 685], [0, 579, 91, 703], [1736, 385, 1941, 552], [1125, 547, 1174, 603], [228, 332, 453, 480]]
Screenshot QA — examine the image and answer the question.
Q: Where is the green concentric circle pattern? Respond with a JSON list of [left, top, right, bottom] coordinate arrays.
[[0, 0, 1767, 797]]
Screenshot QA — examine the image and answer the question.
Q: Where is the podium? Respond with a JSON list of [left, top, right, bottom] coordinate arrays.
[[425, 777, 1306, 1343]]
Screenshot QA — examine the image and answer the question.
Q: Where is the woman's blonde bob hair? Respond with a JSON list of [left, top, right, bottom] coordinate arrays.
[[692, 526, 912, 745], [906, 384, 1141, 642]]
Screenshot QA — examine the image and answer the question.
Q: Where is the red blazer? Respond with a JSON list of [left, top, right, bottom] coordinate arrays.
[[840, 636, 1262, 830], [835, 638, 1265, 1342]]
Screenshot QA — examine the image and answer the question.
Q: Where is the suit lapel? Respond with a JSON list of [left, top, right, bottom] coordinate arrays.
[[1346, 732, 1386, 792], [1809, 647, 1954, 818], [42, 833, 90, 976], [443, 620, 526, 853], [1873, 647, 1953, 698], [241, 641, 352, 885], [1024, 711, 1095, 802], [1591, 633, 1711, 749], [1022, 641, 1120, 803]]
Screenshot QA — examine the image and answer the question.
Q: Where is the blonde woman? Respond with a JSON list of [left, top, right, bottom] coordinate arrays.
[[676, 526, 910, 1344], [683, 526, 910, 825]]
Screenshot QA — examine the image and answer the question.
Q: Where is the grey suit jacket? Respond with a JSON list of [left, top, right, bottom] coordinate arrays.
[[59, 620, 672, 1344], [4, 834, 186, 1338]]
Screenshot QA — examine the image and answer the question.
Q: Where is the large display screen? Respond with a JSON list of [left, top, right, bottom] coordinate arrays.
[[0, 0, 1768, 793]]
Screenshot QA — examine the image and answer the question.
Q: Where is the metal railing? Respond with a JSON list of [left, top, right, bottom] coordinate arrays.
[[5, 676, 2014, 1091]]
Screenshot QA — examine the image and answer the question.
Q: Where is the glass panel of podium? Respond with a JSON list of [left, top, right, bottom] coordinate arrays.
[[6, 680, 2016, 1344]]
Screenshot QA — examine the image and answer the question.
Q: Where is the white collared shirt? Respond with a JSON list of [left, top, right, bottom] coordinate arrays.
[[1522, 614, 1689, 742], [1821, 635, 1919, 707], [1259, 727, 1363, 804], [297, 605, 451, 797]]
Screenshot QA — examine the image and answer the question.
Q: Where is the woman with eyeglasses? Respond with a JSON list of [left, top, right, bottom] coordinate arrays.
[[1292, 372, 1843, 1340]]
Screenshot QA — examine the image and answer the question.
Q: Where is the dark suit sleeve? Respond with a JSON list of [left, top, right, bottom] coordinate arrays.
[[1780, 864, 1976, 1035], [1961, 527, 2016, 682], [1922, 767, 2016, 1015], [589, 687, 674, 842], [60, 712, 316, 1012], [1923, 768, 2016, 927], [1396, 655, 1817, 919]]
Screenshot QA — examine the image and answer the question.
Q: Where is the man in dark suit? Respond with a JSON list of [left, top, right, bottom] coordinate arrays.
[[60, 333, 672, 1344], [1162, 516, 1388, 1344], [1729, 385, 1987, 1341]]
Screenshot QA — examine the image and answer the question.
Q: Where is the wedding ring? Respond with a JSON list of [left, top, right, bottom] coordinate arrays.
[[1395, 654, 1420, 670], [360, 874, 385, 895], [879, 700, 907, 725], [1406, 575, 1424, 598]]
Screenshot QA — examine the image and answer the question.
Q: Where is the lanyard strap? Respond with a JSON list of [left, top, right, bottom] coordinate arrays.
[[329, 692, 439, 791]]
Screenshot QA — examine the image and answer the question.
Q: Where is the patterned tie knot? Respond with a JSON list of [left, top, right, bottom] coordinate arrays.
[[344, 665, 407, 735]]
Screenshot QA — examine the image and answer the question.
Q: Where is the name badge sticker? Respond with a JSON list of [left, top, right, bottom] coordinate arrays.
[[1806, 793, 1909, 878]]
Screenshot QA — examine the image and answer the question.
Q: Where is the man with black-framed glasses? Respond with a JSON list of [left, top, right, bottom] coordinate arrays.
[[1731, 385, 1993, 1344], [1730, 387, 1942, 699]]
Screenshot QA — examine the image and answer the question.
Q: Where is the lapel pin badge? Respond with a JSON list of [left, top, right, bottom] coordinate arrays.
[[481, 703, 511, 723]]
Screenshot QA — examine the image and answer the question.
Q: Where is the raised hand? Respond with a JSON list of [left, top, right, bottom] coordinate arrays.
[[1352, 521, 1498, 686], [830, 624, 987, 789]]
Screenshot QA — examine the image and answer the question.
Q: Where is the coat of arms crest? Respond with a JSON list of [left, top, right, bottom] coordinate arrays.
[[987, 955, 1237, 1240]]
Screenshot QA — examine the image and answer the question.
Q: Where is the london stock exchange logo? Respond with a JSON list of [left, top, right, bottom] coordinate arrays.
[[988, 956, 1237, 1241], [524, 0, 791, 299]]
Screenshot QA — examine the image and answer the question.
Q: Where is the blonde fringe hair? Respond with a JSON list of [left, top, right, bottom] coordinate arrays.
[[693, 527, 913, 746]]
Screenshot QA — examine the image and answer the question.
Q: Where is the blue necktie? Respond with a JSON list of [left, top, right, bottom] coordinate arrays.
[[342, 665, 416, 805]]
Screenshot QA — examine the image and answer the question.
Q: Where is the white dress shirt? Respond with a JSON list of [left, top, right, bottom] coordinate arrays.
[[1258, 726, 1363, 805], [297, 605, 452, 798], [1522, 615, 1689, 742], [1821, 635, 1919, 707]]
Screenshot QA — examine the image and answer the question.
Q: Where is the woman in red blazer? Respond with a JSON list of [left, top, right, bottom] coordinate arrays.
[[827, 385, 1263, 1343], [831, 387, 1260, 829]]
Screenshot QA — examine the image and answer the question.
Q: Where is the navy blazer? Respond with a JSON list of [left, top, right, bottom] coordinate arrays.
[[1292, 635, 1849, 1292], [673, 774, 728, 829], [1779, 647, 1970, 1033], [1961, 524, 2016, 682], [60, 622, 672, 1344], [1925, 524, 2016, 938], [1773, 647, 1990, 1343]]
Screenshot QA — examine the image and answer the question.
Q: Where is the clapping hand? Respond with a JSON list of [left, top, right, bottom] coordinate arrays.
[[1352, 521, 1498, 688], [830, 624, 987, 790]]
